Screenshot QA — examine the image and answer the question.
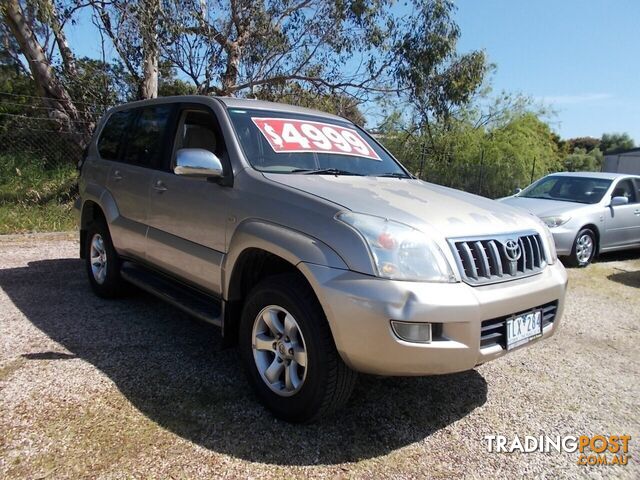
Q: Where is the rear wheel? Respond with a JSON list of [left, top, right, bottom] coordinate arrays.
[[566, 228, 596, 267], [239, 274, 357, 423], [84, 218, 125, 297]]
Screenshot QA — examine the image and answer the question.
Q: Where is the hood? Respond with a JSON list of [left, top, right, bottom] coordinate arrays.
[[263, 174, 541, 238], [499, 196, 589, 217]]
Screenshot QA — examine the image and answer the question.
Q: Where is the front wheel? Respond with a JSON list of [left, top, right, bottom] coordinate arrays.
[[239, 274, 357, 423], [566, 228, 596, 267]]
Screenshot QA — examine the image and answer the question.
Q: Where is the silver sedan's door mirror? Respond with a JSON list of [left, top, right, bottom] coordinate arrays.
[[610, 196, 629, 207], [513, 187, 522, 195], [174, 148, 223, 178]]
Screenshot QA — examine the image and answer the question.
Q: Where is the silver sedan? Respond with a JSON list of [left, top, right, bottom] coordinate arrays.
[[499, 172, 640, 267]]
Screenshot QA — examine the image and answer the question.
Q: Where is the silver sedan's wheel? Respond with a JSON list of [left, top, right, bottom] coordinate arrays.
[[90, 233, 108, 284], [575, 232, 594, 264], [251, 305, 307, 397]]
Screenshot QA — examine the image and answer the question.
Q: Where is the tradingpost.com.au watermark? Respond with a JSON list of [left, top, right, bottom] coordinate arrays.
[[484, 434, 632, 466]]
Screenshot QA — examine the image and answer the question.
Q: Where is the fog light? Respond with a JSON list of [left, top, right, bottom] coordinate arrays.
[[391, 321, 432, 343]]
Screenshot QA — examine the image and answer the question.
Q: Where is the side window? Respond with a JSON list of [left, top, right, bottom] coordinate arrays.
[[97, 110, 132, 161], [123, 105, 173, 168], [175, 110, 224, 157], [612, 179, 637, 204]]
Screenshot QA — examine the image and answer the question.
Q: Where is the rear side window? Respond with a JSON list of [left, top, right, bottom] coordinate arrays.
[[122, 105, 173, 167], [97, 110, 132, 160]]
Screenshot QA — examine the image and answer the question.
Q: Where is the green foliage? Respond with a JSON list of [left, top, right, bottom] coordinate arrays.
[[563, 147, 603, 172], [381, 111, 563, 198], [0, 153, 77, 233], [566, 137, 600, 153], [392, 0, 489, 124], [600, 132, 635, 154]]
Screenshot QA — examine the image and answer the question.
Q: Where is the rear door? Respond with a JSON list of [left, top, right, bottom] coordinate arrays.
[[104, 104, 175, 260], [145, 104, 233, 295], [602, 178, 640, 248]]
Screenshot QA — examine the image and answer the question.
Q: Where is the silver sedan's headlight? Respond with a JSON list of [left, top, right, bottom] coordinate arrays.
[[336, 212, 456, 282], [541, 215, 571, 228]]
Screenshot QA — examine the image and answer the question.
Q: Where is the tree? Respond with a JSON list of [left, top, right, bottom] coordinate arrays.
[[563, 147, 603, 172], [160, 0, 400, 97], [90, 0, 161, 99], [566, 136, 600, 153], [1, 0, 93, 145], [254, 83, 365, 125], [392, 0, 488, 130], [600, 132, 635, 154]]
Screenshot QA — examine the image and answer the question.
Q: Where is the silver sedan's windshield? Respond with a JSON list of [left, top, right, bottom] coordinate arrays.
[[520, 176, 612, 204], [227, 108, 410, 177]]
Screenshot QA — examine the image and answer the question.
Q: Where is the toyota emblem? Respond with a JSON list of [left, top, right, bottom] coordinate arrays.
[[504, 239, 522, 262]]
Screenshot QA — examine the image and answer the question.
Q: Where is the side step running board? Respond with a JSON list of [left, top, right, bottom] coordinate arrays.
[[120, 262, 223, 327]]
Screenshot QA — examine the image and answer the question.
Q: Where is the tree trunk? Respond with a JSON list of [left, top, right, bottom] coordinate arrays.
[[221, 42, 241, 96], [140, 0, 159, 99], [1, 0, 91, 147]]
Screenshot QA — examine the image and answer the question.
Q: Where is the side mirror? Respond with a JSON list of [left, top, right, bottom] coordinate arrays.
[[513, 187, 522, 195], [610, 196, 629, 207], [174, 148, 223, 178]]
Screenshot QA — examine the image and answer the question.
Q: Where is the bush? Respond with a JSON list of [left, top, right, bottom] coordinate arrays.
[[0, 153, 77, 233]]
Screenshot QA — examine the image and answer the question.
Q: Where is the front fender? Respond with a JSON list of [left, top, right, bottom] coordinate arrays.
[[222, 219, 348, 299]]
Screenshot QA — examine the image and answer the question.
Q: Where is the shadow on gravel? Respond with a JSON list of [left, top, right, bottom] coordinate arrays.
[[596, 249, 640, 264], [0, 258, 487, 465], [608, 269, 640, 288]]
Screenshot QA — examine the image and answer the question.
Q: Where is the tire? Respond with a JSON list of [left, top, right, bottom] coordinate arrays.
[[239, 273, 357, 423], [84, 217, 124, 298], [565, 228, 596, 268]]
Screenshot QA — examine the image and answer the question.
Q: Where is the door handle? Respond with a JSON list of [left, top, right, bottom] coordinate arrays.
[[112, 170, 123, 181], [153, 180, 168, 193], [634, 209, 640, 215]]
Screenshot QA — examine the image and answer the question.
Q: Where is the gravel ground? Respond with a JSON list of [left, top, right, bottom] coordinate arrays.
[[1, 234, 638, 479]]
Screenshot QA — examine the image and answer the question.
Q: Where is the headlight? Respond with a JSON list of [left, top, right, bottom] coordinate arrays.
[[336, 212, 456, 282], [530, 215, 557, 264], [541, 215, 571, 228]]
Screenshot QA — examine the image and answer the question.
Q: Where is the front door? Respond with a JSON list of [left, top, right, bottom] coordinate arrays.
[[145, 106, 232, 295], [603, 178, 640, 248]]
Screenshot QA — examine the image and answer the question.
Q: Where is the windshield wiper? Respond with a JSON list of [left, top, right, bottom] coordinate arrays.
[[292, 168, 363, 176], [373, 172, 411, 178]]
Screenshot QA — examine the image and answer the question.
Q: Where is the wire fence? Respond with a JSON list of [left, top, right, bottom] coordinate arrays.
[[0, 92, 108, 169]]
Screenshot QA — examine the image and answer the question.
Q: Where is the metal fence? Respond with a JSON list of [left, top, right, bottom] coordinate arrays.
[[0, 92, 107, 169]]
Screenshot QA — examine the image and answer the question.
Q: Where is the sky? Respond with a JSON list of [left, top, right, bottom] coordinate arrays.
[[65, 0, 640, 142], [454, 0, 640, 142]]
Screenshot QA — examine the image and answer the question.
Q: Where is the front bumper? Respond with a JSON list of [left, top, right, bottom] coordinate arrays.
[[549, 226, 578, 256], [300, 261, 568, 376]]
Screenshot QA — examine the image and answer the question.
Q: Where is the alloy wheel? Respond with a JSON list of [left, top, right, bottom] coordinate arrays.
[[251, 305, 308, 397]]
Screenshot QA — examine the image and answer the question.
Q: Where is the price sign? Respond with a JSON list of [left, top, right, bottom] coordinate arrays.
[[251, 117, 381, 160]]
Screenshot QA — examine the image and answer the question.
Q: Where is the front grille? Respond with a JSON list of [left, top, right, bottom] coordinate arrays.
[[450, 231, 547, 285], [480, 301, 558, 350]]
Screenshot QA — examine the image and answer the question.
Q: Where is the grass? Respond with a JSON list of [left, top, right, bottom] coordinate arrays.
[[0, 153, 77, 234]]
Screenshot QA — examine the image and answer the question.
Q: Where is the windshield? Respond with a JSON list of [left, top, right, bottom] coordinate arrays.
[[519, 176, 612, 204], [227, 108, 409, 177]]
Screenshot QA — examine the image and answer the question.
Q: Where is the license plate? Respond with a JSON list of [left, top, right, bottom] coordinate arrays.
[[506, 309, 542, 350]]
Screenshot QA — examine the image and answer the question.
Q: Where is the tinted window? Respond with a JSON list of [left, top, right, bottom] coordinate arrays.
[[520, 176, 612, 204], [123, 105, 173, 167], [227, 108, 408, 177], [612, 179, 637, 203], [97, 110, 132, 160]]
